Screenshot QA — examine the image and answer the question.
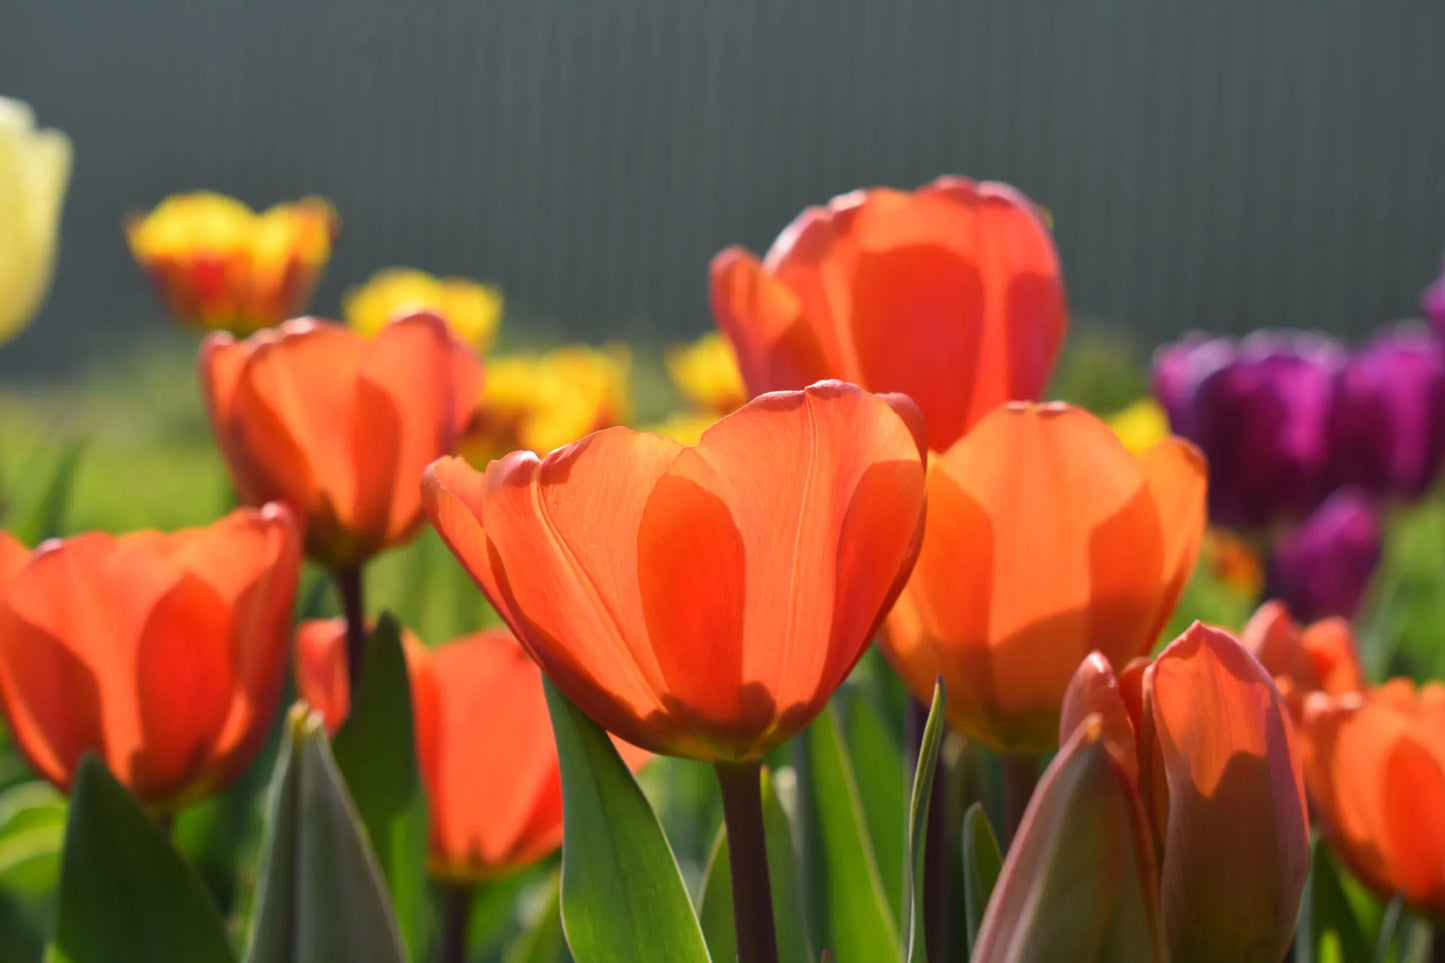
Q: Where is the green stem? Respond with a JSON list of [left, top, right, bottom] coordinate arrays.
[[333, 564, 367, 692], [909, 699, 949, 962], [1000, 754, 1039, 849], [440, 882, 475, 963], [715, 761, 779, 963]]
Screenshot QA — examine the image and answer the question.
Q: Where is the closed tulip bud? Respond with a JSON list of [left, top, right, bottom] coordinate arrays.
[[882, 402, 1206, 753], [126, 191, 337, 334], [972, 716, 1165, 963], [1059, 625, 1311, 963], [1152, 332, 1343, 531], [1328, 325, 1445, 501], [0, 505, 300, 812], [1298, 680, 1445, 917], [1265, 489, 1381, 623], [710, 177, 1067, 451], [424, 380, 927, 762], [1240, 600, 1364, 706], [200, 314, 483, 568], [295, 621, 648, 882], [0, 97, 71, 344]]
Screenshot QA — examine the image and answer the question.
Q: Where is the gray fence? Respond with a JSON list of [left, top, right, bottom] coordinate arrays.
[[3, 0, 1444, 376]]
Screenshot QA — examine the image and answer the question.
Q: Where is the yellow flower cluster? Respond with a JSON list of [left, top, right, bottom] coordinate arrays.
[[646, 332, 747, 444], [343, 267, 503, 352]]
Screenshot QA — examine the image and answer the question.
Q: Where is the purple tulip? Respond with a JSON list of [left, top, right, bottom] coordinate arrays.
[[1422, 261, 1445, 336], [1265, 490, 1382, 623], [1152, 332, 1345, 531], [1329, 325, 1445, 500]]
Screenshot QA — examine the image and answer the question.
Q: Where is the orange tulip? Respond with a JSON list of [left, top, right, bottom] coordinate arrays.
[[1240, 599, 1363, 703], [294, 620, 649, 882], [200, 314, 483, 568], [1059, 624, 1311, 962], [1298, 680, 1445, 917], [423, 380, 927, 762], [0, 505, 300, 811], [710, 177, 1067, 451], [882, 402, 1207, 753]]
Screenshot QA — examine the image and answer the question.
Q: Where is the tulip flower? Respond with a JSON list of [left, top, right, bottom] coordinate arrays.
[[710, 177, 1067, 451], [126, 191, 337, 334], [1265, 489, 1381, 623], [344, 267, 503, 352], [1327, 325, 1445, 501], [1152, 331, 1343, 531], [1298, 680, 1445, 917], [200, 314, 483, 570], [1055, 624, 1311, 962], [882, 402, 1206, 753], [1240, 599, 1364, 704], [295, 620, 649, 883], [1106, 397, 1169, 454], [1422, 260, 1445, 337], [0, 96, 71, 344], [0, 505, 300, 812], [426, 379, 926, 763], [460, 343, 631, 463], [665, 331, 747, 417]]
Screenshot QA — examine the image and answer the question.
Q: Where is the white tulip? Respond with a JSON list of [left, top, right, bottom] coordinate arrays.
[[0, 96, 72, 343]]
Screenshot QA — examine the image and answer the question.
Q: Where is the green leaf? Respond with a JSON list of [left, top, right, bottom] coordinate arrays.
[[696, 769, 814, 963], [904, 680, 944, 963], [49, 755, 235, 963], [1296, 837, 1370, 963], [807, 705, 901, 963], [504, 870, 567, 963], [542, 680, 710, 963], [961, 802, 1003, 955], [843, 690, 907, 926], [7, 441, 82, 545], [331, 614, 430, 960], [0, 782, 65, 897], [245, 705, 406, 963]]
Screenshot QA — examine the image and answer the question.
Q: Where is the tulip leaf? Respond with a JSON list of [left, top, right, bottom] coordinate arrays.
[[696, 769, 814, 963], [1295, 837, 1370, 963], [843, 690, 908, 925], [330, 613, 430, 960], [542, 680, 710, 963], [807, 705, 902, 963], [6, 440, 82, 545], [904, 680, 945, 963], [49, 754, 235, 963], [0, 781, 65, 897], [246, 705, 406, 963], [503, 869, 566, 963], [961, 802, 1003, 954]]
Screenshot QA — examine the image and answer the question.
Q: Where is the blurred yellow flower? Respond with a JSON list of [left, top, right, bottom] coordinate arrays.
[[644, 412, 719, 447], [343, 267, 503, 351], [1106, 398, 1169, 454], [125, 191, 337, 334], [0, 97, 71, 344], [665, 331, 746, 415], [462, 343, 632, 462]]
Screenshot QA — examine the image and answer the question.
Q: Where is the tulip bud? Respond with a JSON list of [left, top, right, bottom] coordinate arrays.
[[1265, 489, 1381, 623]]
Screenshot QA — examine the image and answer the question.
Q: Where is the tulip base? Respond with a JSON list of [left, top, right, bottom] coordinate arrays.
[[333, 564, 367, 690], [715, 760, 779, 963]]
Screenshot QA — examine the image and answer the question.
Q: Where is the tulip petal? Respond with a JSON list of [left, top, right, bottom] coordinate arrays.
[[1136, 438, 1207, 641], [1379, 733, 1445, 909], [1059, 653, 1139, 784], [1147, 623, 1310, 963], [708, 247, 829, 396]]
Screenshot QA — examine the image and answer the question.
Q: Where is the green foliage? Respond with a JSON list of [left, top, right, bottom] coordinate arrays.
[[904, 680, 944, 963], [246, 706, 405, 963], [542, 680, 710, 963], [331, 614, 431, 960], [961, 803, 1004, 954], [50, 755, 234, 963]]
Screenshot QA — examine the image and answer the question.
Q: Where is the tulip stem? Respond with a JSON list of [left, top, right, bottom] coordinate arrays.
[[440, 882, 474, 963], [333, 564, 367, 691], [909, 699, 949, 963], [1000, 754, 1039, 848], [715, 760, 779, 963]]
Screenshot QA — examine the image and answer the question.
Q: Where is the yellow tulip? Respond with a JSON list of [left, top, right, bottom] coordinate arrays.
[[665, 331, 746, 416], [343, 267, 503, 352], [0, 97, 71, 344], [1107, 397, 1169, 454]]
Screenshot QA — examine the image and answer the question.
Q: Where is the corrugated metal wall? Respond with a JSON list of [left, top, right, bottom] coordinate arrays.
[[3, 0, 1443, 374]]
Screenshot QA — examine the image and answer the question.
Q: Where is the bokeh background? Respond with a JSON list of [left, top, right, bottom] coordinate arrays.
[[5, 0, 1445, 378]]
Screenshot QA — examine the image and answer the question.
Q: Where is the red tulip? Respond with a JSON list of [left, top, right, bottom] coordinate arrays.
[[0, 505, 300, 811], [710, 177, 1066, 451], [883, 402, 1206, 753], [295, 620, 648, 881], [423, 380, 927, 762], [200, 314, 483, 567], [1058, 624, 1310, 962], [1299, 680, 1445, 917]]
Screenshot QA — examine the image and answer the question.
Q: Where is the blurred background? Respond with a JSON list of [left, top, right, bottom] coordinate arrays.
[[4, 0, 1445, 378]]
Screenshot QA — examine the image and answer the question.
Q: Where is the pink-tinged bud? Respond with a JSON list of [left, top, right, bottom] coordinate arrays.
[[973, 717, 1165, 962], [1143, 623, 1310, 963]]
